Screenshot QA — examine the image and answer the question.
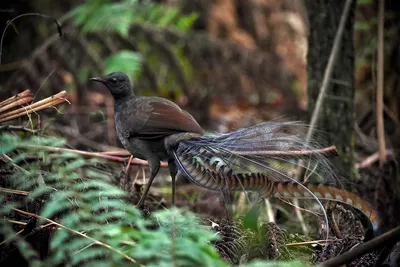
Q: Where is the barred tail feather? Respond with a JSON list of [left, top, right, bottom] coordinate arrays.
[[176, 121, 339, 184], [273, 182, 379, 228], [170, 121, 378, 235]]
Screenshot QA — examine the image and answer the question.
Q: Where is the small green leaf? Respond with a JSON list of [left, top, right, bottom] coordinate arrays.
[[243, 206, 259, 231], [0, 133, 19, 153], [157, 8, 179, 27], [71, 247, 106, 266], [28, 186, 55, 200], [177, 13, 199, 31], [40, 191, 74, 219], [105, 51, 142, 79]]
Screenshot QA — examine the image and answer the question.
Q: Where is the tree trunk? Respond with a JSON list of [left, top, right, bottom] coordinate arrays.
[[305, 0, 356, 175]]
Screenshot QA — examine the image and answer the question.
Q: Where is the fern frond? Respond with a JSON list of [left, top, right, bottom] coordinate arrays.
[[0, 197, 41, 265], [2, 133, 226, 266]]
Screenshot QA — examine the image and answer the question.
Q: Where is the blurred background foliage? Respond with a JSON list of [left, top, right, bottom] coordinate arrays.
[[1, 0, 399, 133], [0, 0, 400, 266]]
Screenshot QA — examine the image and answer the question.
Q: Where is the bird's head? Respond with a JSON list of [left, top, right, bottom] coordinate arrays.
[[90, 72, 133, 99]]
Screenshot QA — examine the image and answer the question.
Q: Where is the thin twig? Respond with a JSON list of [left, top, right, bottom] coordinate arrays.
[[305, 0, 354, 143], [0, 96, 33, 114], [356, 150, 394, 169], [33, 69, 56, 101], [376, 0, 386, 165], [0, 153, 30, 174], [217, 146, 338, 157], [0, 89, 31, 108], [124, 155, 134, 173], [297, 0, 354, 240], [286, 239, 335, 246], [12, 208, 143, 266], [294, 200, 308, 236], [6, 220, 55, 229], [0, 125, 39, 134], [7, 219, 27, 226], [278, 198, 321, 217], [0, 229, 24, 246], [19, 144, 168, 167], [101, 150, 132, 156], [0, 187, 30, 196], [0, 13, 62, 66]]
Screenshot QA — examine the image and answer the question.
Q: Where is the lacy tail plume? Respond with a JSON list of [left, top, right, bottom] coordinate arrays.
[[171, 121, 378, 229]]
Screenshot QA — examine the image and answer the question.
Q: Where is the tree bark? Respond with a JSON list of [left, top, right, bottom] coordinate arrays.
[[305, 0, 356, 175]]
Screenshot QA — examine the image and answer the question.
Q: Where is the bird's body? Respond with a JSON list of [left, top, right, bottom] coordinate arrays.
[[91, 72, 203, 206], [90, 72, 379, 232], [114, 96, 180, 161]]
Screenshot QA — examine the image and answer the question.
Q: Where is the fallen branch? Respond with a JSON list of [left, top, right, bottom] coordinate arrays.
[[20, 144, 168, 168], [0, 95, 33, 114], [0, 187, 30, 196], [0, 89, 32, 108], [322, 226, 400, 267], [0, 90, 69, 123], [356, 150, 394, 169]]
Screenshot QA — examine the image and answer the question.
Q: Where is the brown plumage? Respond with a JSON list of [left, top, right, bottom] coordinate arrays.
[[90, 72, 203, 206], [90, 72, 378, 232], [175, 147, 379, 228]]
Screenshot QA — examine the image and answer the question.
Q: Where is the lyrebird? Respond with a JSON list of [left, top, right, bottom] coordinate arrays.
[[90, 72, 378, 230]]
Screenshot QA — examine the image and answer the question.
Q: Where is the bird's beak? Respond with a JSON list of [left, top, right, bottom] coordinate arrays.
[[90, 77, 105, 84]]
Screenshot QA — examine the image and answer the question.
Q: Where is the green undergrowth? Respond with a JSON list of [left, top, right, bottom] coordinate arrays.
[[0, 133, 316, 266]]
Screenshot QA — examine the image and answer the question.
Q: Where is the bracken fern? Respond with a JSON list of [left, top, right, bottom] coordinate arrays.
[[61, 0, 198, 81], [0, 133, 226, 266]]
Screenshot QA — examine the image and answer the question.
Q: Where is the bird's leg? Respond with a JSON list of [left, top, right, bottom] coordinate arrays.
[[168, 160, 178, 206], [136, 158, 160, 207], [163, 133, 201, 206]]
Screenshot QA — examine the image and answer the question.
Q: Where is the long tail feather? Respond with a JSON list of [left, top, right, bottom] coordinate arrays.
[[273, 182, 378, 228], [175, 121, 339, 184], [170, 121, 378, 234]]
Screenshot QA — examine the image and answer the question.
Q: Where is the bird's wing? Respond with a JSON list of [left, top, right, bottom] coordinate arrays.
[[125, 97, 204, 139]]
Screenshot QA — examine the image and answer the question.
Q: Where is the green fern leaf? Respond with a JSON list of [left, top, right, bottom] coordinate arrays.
[[71, 247, 107, 266], [28, 186, 55, 200], [64, 158, 87, 171], [105, 51, 142, 79], [91, 199, 128, 212], [177, 13, 199, 31], [82, 189, 126, 200], [157, 8, 179, 27], [0, 133, 19, 154], [40, 191, 75, 219], [96, 210, 128, 222]]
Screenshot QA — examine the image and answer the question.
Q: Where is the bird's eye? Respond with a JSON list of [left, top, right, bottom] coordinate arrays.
[[111, 78, 118, 84]]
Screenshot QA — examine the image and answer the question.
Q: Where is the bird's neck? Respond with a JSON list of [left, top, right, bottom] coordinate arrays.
[[114, 94, 134, 111]]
